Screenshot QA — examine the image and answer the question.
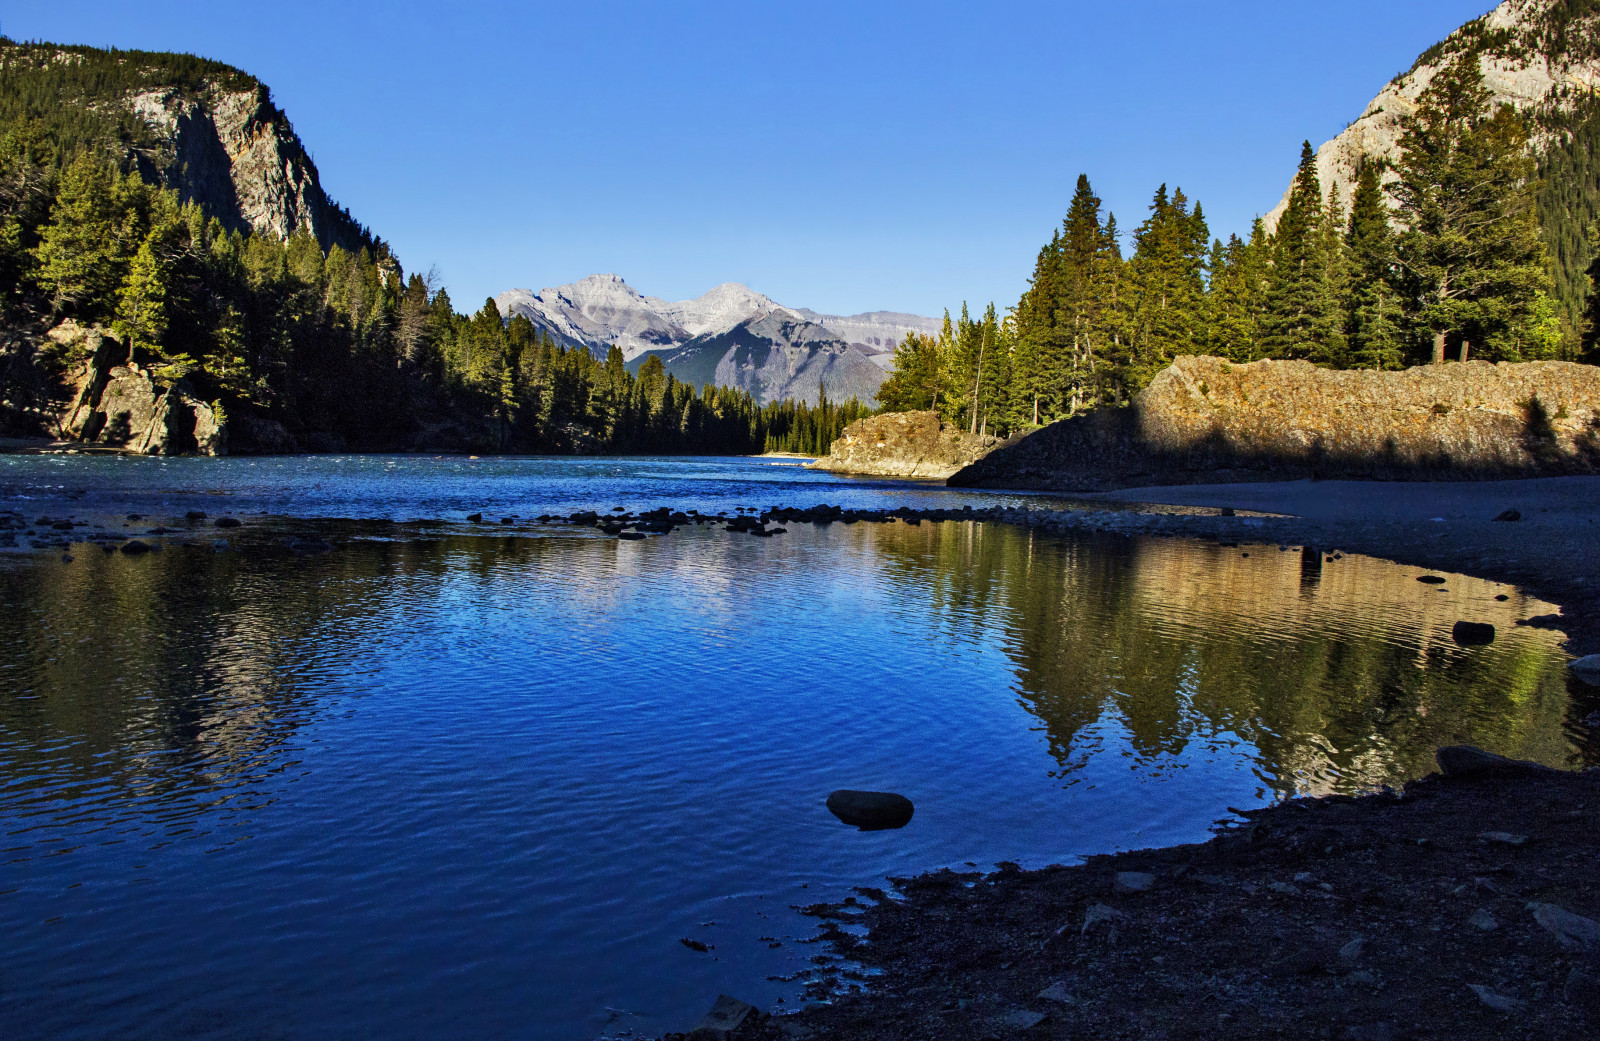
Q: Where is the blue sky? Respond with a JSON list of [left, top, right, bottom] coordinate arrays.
[[9, 1, 1493, 317]]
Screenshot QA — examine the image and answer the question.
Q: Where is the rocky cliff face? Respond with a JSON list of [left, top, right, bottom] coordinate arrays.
[[809, 411, 1003, 479], [949, 355, 1600, 491], [128, 84, 366, 250], [1266, 0, 1600, 230], [53, 322, 228, 456]]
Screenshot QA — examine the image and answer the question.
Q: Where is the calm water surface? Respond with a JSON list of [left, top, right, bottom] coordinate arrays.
[[0, 457, 1593, 1040]]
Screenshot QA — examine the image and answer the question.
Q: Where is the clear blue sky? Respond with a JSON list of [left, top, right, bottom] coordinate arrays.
[[9, 1, 1494, 317]]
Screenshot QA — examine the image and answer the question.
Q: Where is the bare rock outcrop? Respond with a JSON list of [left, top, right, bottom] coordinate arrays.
[[809, 411, 1003, 479], [949, 356, 1600, 491], [1266, 0, 1598, 231], [128, 84, 362, 250], [52, 323, 228, 456]]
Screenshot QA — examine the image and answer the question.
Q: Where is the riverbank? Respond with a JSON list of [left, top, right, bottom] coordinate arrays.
[[649, 477, 1600, 1040], [704, 753, 1600, 1040]]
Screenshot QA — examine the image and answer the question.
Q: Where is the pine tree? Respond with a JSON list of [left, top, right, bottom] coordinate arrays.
[[1345, 158, 1406, 369], [1262, 141, 1330, 359], [114, 231, 169, 359], [1390, 52, 1549, 363], [1123, 185, 1208, 389], [1311, 185, 1351, 365]]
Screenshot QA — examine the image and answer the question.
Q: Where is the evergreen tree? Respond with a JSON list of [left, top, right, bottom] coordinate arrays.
[[1389, 52, 1549, 363], [1345, 158, 1406, 369], [1122, 185, 1207, 389], [114, 231, 169, 360], [1262, 141, 1333, 359]]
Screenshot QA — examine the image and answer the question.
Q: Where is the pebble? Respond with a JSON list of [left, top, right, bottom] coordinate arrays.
[[1469, 908, 1498, 931], [1478, 831, 1528, 847], [997, 1009, 1047, 1030], [1037, 981, 1075, 1005], [1533, 902, 1600, 950], [1081, 903, 1127, 935], [1338, 936, 1366, 961], [1467, 983, 1527, 1012]]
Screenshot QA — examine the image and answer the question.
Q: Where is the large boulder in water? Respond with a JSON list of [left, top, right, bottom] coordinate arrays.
[[827, 789, 914, 831]]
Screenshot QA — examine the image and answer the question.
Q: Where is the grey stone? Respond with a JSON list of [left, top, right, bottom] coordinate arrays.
[[1037, 981, 1075, 1005], [687, 994, 759, 1039], [1338, 936, 1367, 961], [1114, 871, 1155, 893], [1469, 908, 1499, 931], [1478, 831, 1529, 847], [996, 1008, 1047, 1031], [1571, 654, 1600, 687], [1468, 984, 1527, 1012], [1081, 902, 1127, 935], [825, 790, 913, 831], [1534, 903, 1600, 950]]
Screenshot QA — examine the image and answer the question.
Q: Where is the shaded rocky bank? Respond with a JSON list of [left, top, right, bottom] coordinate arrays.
[[682, 751, 1600, 1041], [950, 356, 1600, 492]]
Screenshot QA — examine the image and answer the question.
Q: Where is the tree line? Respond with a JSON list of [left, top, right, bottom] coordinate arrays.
[[0, 40, 866, 455], [879, 53, 1594, 438]]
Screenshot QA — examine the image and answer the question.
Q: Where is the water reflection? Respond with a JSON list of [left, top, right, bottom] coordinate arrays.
[[0, 519, 1587, 1040], [869, 522, 1585, 794]]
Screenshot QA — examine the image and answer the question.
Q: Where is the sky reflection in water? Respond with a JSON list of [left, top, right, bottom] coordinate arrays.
[[0, 479, 1591, 1040]]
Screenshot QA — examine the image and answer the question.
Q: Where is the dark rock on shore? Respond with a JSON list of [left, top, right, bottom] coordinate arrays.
[[826, 790, 914, 831]]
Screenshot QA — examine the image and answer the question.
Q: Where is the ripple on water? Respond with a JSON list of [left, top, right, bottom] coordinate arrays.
[[0, 494, 1584, 1040]]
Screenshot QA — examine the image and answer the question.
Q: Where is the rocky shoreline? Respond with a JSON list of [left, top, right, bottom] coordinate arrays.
[[680, 749, 1600, 1041]]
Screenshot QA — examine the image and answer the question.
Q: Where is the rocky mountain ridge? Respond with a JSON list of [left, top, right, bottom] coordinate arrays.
[[1266, 0, 1600, 230], [625, 311, 889, 406], [496, 274, 940, 405], [0, 41, 372, 252], [128, 84, 367, 250], [495, 273, 937, 363]]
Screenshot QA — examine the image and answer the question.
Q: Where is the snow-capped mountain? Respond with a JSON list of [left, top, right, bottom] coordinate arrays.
[[495, 275, 939, 362], [494, 274, 940, 405]]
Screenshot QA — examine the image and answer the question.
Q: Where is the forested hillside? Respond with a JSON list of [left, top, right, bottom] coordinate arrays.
[[0, 38, 862, 454], [881, 40, 1600, 440]]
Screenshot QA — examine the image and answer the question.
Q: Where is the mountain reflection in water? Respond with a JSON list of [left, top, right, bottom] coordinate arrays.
[[0, 520, 1589, 1041]]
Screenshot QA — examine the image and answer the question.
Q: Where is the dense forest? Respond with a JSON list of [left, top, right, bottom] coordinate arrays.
[[879, 53, 1600, 438], [0, 38, 866, 455]]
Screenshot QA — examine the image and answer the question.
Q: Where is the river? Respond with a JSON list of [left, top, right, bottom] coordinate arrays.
[[0, 455, 1587, 1039]]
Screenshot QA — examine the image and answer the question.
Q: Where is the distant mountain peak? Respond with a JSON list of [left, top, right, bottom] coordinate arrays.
[[494, 275, 939, 405]]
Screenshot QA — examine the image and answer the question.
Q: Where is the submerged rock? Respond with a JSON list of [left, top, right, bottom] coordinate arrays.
[[1451, 621, 1496, 645], [826, 789, 914, 831]]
